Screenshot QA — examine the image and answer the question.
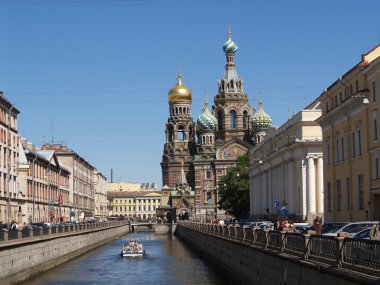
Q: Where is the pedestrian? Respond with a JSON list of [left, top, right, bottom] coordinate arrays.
[[312, 216, 322, 235], [370, 220, 380, 240]]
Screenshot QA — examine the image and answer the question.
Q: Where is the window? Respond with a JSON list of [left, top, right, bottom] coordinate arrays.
[[372, 81, 376, 102], [358, 129, 362, 156], [341, 137, 345, 161], [358, 175, 364, 209], [375, 157, 379, 179], [334, 96, 337, 107], [355, 80, 359, 93], [206, 170, 211, 180], [230, 110, 237, 129], [217, 111, 224, 130], [178, 127, 184, 141], [335, 139, 340, 162], [336, 180, 341, 211], [119, 206, 122, 212], [346, 177, 350, 210], [243, 111, 248, 129], [326, 143, 330, 165], [327, 182, 332, 212], [373, 111, 378, 140], [352, 132, 356, 158]]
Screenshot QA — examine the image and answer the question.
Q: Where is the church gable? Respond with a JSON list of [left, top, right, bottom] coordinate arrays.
[[216, 139, 251, 160]]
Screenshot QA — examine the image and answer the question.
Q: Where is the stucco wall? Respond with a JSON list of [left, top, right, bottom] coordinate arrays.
[[0, 224, 129, 285], [175, 225, 376, 285]]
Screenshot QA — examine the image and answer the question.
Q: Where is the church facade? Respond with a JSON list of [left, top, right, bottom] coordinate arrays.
[[161, 29, 272, 221]]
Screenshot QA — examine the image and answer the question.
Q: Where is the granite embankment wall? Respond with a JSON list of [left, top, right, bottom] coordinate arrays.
[[175, 225, 378, 285], [0, 223, 130, 285]]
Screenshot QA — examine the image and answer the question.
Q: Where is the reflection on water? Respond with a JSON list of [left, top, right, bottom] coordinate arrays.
[[24, 231, 232, 285]]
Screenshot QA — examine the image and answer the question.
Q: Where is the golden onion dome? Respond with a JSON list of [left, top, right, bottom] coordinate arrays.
[[168, 73, 192, 103]]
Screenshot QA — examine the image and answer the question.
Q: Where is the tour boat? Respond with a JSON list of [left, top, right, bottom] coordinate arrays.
[[121, 240, 145, 257]]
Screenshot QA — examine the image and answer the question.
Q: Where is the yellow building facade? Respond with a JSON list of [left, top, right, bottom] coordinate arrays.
[[317, 45, 380, 222], [108, 191, 162, 221]]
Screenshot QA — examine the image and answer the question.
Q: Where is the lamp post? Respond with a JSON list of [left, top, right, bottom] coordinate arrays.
[[214, 185, 219, 220]]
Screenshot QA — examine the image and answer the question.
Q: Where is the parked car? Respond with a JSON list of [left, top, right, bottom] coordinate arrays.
[[22, 225, 39, 231], [321, 222, 349, 234], [295, 225, 312, 234], [323, 222, 377, 237], [1, 223, 10, 231], [31, 222, 50, 229], [352, 228, 371, 240]]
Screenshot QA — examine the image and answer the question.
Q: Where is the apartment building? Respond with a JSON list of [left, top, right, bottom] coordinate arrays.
[[316, 45, 380, 222]]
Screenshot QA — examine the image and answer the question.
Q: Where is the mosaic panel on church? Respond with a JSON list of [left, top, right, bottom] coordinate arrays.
[[216, 142, 248, 159]]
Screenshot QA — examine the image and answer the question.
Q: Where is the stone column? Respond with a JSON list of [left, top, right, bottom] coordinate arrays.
[[308, 157, 316, 214], [317, 157, 324, 214], [287, 160, 294, 214]]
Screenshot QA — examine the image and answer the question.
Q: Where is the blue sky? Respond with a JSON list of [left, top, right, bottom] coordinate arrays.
[[0, 0, 379, 187]]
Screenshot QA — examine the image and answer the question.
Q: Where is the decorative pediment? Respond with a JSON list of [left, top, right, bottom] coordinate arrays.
[[216, 139, 251, 160]]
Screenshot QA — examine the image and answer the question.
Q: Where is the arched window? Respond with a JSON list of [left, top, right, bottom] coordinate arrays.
[[168, 126, 174, 142], [178, 126, 184, 141], [243, 111, 248, 129], [179, 107, 182, 114], [230, 110, 237, 129], [217, 110, 224, 130]]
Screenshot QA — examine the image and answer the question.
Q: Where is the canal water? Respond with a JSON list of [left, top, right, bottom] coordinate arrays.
[[24, 231, 232, 285]]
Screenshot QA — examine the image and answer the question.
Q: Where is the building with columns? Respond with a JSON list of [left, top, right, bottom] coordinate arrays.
[[249, 102, 323, 223], [107, 190, 161, 220], [316, 45, 380, 222], [161, 27, 262, 221]]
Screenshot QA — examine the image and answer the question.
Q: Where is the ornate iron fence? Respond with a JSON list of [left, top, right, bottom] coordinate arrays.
[[177, 221, 380, 278]]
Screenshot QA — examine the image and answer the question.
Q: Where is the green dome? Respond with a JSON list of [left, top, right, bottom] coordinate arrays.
[[252, 99, 271, 130]]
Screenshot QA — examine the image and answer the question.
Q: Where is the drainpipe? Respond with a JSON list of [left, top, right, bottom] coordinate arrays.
[[323, 89, 336, 221]]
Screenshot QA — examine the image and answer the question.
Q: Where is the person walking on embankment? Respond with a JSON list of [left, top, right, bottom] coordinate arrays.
[[370, 220, 380, 240]]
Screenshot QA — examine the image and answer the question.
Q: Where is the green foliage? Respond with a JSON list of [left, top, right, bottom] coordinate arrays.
[[218, 152, 250, 220]]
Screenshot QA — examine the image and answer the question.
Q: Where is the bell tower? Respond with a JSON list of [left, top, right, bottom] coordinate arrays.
[[213, 25, 251, 145], [161, 72, 196, 189]]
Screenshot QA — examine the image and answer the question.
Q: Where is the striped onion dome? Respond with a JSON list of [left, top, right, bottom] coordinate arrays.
[[252, 99, 272, 130], [197, 101, 217, 131], [223, 37, 238, 54]]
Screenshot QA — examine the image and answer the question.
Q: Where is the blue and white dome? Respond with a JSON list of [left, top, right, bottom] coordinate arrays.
[[197, 101, 217, 131], [223, 38, 238, 54]]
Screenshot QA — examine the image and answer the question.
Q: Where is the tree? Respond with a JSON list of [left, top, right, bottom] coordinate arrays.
[[218, 152, 250, 220]]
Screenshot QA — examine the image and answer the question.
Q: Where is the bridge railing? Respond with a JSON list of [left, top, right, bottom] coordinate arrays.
[[177, 221, 380, 277]]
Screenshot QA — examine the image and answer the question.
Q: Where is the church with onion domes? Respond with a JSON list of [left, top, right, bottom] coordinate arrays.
[[160, 27, 272, 221]]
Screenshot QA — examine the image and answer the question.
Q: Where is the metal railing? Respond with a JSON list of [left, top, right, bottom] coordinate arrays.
[[0, 221, 129, 243], [178, 221, 380, 278]]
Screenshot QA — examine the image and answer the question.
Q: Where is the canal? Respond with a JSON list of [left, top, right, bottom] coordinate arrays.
[[23, 231, 232, 285]]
